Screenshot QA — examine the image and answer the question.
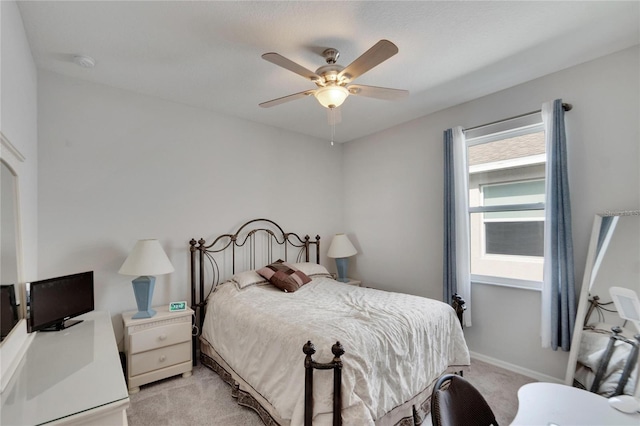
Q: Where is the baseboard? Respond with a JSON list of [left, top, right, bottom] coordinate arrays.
[[470, 351, 564, 384]]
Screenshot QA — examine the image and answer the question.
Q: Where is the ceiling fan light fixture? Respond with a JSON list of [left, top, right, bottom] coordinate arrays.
[[314, 85, 349, 109]]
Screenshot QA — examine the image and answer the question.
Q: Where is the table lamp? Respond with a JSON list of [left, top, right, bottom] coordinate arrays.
[[327, 234, 357, 283], [119, 239, 174, 319], [609, 287, 640, 332]]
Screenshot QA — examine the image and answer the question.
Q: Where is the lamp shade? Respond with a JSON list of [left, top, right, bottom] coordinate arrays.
[[118, 239, 175, 276], [314, 85, 349, 109], [327, 234, 357, 259], [609, 286, 640, 331]]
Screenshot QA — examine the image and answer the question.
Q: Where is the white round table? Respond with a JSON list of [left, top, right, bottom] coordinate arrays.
[[510, 382, 640, 425]]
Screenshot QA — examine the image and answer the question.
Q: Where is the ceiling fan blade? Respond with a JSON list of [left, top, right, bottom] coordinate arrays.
[[347, 84, 409, 100], [259, 90, 315, 108], [338, 40, 399, 82], [262, 53, 321, 81], [327, 107, 342, 125]]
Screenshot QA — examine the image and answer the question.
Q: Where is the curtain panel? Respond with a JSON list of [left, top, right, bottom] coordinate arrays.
[[541, 99, 576, 351], [443, 126, 471, 326]]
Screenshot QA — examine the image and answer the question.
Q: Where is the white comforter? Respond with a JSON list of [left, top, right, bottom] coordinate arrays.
[[201, 276, 470, 426]]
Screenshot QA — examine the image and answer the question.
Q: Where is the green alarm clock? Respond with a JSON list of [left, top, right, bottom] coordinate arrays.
[[169, 301, 187, 312]]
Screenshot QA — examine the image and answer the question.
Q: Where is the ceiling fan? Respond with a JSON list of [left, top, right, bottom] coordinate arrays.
[[259, 39, 409, 111]]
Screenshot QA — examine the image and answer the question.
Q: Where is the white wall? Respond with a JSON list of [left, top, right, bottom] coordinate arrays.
[[343, 46, 640, 380], [37, 71, 344, 347], [1, 0, 38, 281]]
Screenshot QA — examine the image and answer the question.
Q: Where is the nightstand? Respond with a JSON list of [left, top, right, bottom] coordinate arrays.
[[122, 305, 193, 394], [342, 278, 361, 287]]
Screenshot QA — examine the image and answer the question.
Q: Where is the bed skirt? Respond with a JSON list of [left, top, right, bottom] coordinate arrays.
[[199, 339, 468, 426], [201, 342, 287, 425]]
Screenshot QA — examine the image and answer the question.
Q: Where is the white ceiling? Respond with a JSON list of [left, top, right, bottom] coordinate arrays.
[[16, 1, 640, 143]]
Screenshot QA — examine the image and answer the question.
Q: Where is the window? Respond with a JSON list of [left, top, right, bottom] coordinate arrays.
[[482, 180, 544, 257], [467, 116, 545, 289]]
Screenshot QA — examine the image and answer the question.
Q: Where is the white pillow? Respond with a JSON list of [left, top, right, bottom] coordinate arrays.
[[231, 270, 268, 289], [292, 262, 332, 278]]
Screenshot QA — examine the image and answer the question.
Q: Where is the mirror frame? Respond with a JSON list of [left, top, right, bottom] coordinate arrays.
[[565, 210, 640, 397], [0, 132, 32, 393]]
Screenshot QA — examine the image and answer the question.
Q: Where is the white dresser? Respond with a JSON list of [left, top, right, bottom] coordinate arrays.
[[0, 311, 130, 425], [122, 306, 193, 393]]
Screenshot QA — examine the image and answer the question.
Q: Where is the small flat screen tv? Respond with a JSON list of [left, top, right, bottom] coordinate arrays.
[[28, 271, 94, 332]]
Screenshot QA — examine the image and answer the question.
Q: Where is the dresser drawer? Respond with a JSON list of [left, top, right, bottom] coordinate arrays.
[[129, 321, 191, 353], [129, 341, 191, 376]]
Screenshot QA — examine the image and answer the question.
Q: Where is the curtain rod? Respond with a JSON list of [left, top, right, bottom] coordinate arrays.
[[464, 102, 572, 132]]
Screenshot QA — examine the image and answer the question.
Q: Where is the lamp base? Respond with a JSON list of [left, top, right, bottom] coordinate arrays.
[[335, 258, 349, 283], [132, 309, 157, 319], [131, 275, 157, 319]]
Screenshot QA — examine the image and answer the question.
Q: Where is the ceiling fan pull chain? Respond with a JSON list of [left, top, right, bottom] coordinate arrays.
[[331, 123, 335, 146], [330, 108, 336, 146]]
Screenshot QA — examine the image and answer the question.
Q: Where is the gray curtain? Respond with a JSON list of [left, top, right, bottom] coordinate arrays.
[[443, 129, 456, 303], [544, 99, 576, 351]]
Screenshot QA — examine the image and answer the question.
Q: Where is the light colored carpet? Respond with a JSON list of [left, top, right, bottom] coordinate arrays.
[[464, 359, 537, 425], [127, 359, 537, 425]]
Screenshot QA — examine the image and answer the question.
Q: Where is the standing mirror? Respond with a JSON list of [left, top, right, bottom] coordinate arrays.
[[1, 159, 21, 341], [566, 211, 640, 398]]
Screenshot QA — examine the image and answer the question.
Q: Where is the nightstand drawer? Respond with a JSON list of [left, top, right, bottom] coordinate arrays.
[[129, 341, 191, 376], [129, 321, 191, 353]]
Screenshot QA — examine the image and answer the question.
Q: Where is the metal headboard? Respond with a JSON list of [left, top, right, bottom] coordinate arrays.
[[188, 218, 320, 364]]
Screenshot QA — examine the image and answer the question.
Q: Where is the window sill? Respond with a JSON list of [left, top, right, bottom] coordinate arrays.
[[470, 274, 542, 291]]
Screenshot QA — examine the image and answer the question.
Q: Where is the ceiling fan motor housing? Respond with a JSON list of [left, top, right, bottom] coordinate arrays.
[[315, 64, 345, 85]]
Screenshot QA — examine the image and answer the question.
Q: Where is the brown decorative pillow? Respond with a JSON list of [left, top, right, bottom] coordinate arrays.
[[257, 260, 311, 293]]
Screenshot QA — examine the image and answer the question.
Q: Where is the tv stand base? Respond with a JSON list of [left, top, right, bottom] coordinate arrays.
[[39, 318, 83, 332]]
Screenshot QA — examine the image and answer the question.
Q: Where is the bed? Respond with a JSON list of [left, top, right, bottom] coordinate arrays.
[[189, 219, 470, 425]]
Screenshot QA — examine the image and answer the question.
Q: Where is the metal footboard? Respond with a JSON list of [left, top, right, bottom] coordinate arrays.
[[303, 341, 345, 426], [590, 326, 640, 396]]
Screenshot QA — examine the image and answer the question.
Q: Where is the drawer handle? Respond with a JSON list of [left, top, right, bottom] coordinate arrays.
[[159, 355, 166, 362], [158, 334, 167, 341]]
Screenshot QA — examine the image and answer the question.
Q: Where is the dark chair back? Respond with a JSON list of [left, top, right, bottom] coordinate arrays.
[[431, 374, 498, 426]]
